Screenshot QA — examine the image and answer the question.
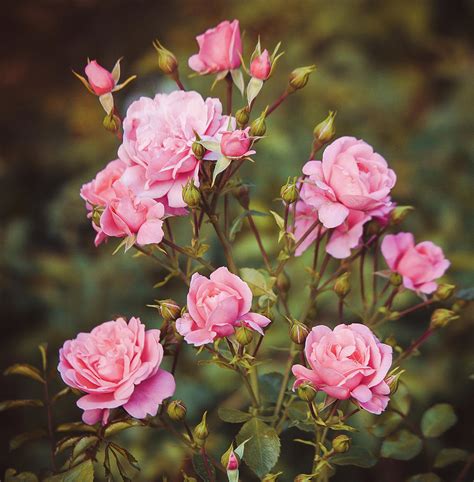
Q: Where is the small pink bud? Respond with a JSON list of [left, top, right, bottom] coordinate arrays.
[[85, 60, 115, 95], [250, 49, 272, 80], [220, 128, 254, 159], [227, 451, 239, 471]]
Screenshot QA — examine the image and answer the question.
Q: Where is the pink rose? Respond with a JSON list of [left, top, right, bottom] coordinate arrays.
[[188, 20, 242, 74], [301, 137, 396, 229], [293, 200, 323, 257], [84, 60, 116, 95], [381, 232, 450, 294], [58, 317, 175, 424], [220, 128, 255, 159], [80, 159, 126, 208], [176, 267, 271, 346], [292, 324, 392, 414], [118, 90, 228, 209], [250, 49, 271, 80]]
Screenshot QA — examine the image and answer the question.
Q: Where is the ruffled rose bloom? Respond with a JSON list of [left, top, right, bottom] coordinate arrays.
[[188, 20, 242, 74], [381, 232, 450, 294], [293, 200, 323, 257], [85, 60, 115, 95], [292, 324, 392, 414], [301, 137, 396, 229], [220, 128, 255, 159], [250, 50, 272, 80], [176, 267, 271, 346], [118, 90, 228, 209], [58, 317, 175, 424]]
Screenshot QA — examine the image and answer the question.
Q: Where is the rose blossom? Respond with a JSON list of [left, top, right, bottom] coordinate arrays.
[[58, 317, 175, 424], [118, 90, 229, 209], [176, 267, 271, 346], [84, 60, 115, 95], [301, 137, 396, 229], [293, 200, 323, 257], [381, 232, 450, 294], [188, 20, 242, 74], [292, 324, 392, 414], [220, 128, 255, 159], [250, 50, 272, 80]]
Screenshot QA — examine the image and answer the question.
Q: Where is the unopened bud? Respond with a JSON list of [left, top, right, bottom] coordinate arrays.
[[221, 445, 239, 469], [232, 183, 250, 209], [167, 400, 187, 421], [430, 308, 459, 329], [158, 299, 181, 321], [386, 368, 405, 394], [249, 108, 267, 137], [294, 474, 313, 482], [103, 112, 121, 133], [334, 272, 351, 298], [193, 411, 209, 442], [91, 206, 104, 227], [182, 180, 201, 209], [261, 474, 282, 482], [452, 299, 467, 313], [280, 177, 299, 204], [288, 65, 316, 91], [389, 272, 403, 286], [236, 106, 250, 128], [389, 205, 414, 225], [332, 434, 351, 453], [297, 382, 316, 402], [153, 40, 178, 76], [192, 141, 206, 160], [290, 320, 309, 344], [235, 325, 254, 346], [313, 111, 336, 144], [434, 283, 456, 301]]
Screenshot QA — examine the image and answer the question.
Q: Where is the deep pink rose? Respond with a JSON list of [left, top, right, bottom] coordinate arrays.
[[250, 50, 271, 80], [80, 159, 126, 208], [301, 137, 396, 229], [220, 128, 255, 158], [188, 20, 242, 74], [118, 90, 228, 209], [176, 267, 271, 346], [58, 317, 175, 424], [292, 324, 392, 414], [381, 232, 450, 294], [85, 60, 115, 95]]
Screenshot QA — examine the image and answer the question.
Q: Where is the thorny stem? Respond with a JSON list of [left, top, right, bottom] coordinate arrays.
[[201, 446, 215, 482]]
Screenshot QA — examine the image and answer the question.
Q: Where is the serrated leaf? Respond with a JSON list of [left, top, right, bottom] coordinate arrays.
[[236, 418, 280, 478], [370, 411, 403, 438], [55, 436, 82, 455], [56, 422, 97, 433], [9, 430, 47, 451], [212, 156, 232, 186], [4, 364, 45, 384], [104, 419, 145, 437], [192, 452, 216, 482], [434, 448, 468, 468], [231, 69, 245, 96], [287, 401, 313, 432], [380, 429, 422, 461], [331, 446, 377, 468], [406, 474, 442, 482], [421, 403, 457, 438], [218, 407, 253, 423], [240, 268, 276, 298], [44, 459, 94, 482], [4, 468, 39, 482], [259, 372, 284, 404], [72, 436, 99, 460], [0, 400, 43, 411]]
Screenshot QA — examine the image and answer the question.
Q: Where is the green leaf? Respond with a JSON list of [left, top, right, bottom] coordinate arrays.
[[239, 268, 276, 299], [44, 459, 94, 482], [9, 430, 47, 451], [421, 403, 457, 438], [370, 411, 403, 438], [56, 422, 97, 433], [236, 418, 280, 478], [406, 473, 442, 482], [231, 68, 245, 96], [381, 429, 423, 461], [4, 468, 39, 482], [38, 343, 48, 371], [287, 401, 313, 433], [390, 382, 411, 416], [218, 407, 252, 423], [0, 400, 43, 411], [192, 453, 216, 482], [3, 364, 45, 384], [259, 372, 284, 404], [104, 419, 145, 437], [331, 446, 377, 468], [212, 156, 232, 186], [434, 448, 469, 468], [269, 210, 285, 230], [55, 436, 82, 455], [72, 436, 99, 460], [247, 77, 264, 106]]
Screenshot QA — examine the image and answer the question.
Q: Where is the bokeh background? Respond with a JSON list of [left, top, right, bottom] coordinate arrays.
[[1, 0, 473, 480]]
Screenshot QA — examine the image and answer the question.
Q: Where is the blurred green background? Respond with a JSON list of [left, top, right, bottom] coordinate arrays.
[[1, 0, 473, 480]]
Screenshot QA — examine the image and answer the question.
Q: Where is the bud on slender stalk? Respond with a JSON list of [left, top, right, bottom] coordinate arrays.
[[290, 320, 309, 344], [182, 180, 201, 209], [249, 107, 268, 137], [386, 368, 405, 394], [334, 272, 351, 298], [192, 141, 206, 160], [235, 325, 254, 346], [434, 283, 456, 301], [167, 400, 187, 421], [430, 308, 459, 329], [153, 40, 178, 76], [388, 311, 400, 321], [389, 205, 414, 225], [235, 106, 250, 128], [389, 272, 403, 286], [288, 65, 316, 91], [232, 183, 250, 209], [297, 382, 316, 402], [332, 434, 351, 453], [294, 474, 313, 482], [261, 474, 282, 482], [280, 177, 299, 204], [158, 299, 181, 321], [313, 111, 336, 145], [193, 411, 209, 443]]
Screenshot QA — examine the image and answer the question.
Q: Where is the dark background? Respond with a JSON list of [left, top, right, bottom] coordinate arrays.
[[1, 0, 473, 480]]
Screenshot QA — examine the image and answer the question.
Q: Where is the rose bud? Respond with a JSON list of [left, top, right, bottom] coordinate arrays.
[[294, 474, 313, 482], [261, 474, 283, 482], [389, 272, 403, 286], [232, 183, 250, 209], [235, 325, 254, 346], [167, 400, 187, 421], [182, 180, 201, 209], [153, 40, 178, 76], [386, 367, 405, 394], [434, 283, 456, 301], [280, 177, 299, 204], [249, 108, 268, 137], [250, 49, 272, 80], [158, 299, 181, 322], [193, 411, 209, 443], [313, 111, 336, 145], [85, 60, 115, 95], [288, 65, 316, 91], [389, 205, 414, 225], [220, 128, 255, 159], [334, 272, 351, 298], [332, 434, 351, 453], [235, 106, 250, 128], [430, 308, 459, 329], [297, 382, 316, 402], [290, 320, 309, 345]]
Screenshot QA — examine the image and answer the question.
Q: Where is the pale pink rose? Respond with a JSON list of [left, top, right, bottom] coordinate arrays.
[[250, 50, 271, 80], [220, 128, 255, 159], [293, 200, 324, 257], [118, 90, 229, 209], [85, 60, 115, 95], [99, 182, 165, 246], [292, 324, 392, 414], [58, 317, 175, 424], [80, 159, 126, 208], [175, 267, 271, 346], [381, 232, 450, 294], [188, 20, 242, 74], [301, 137, 396, 229]]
